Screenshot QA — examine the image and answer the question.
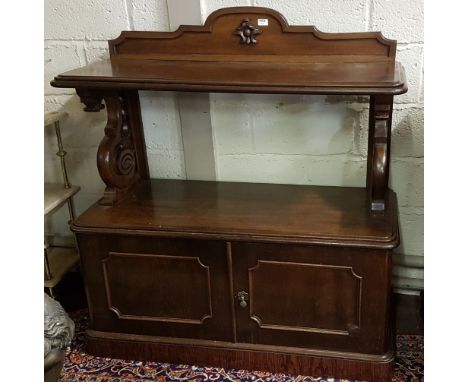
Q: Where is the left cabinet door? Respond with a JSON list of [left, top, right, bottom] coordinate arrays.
[[77, 234, 233, 342]]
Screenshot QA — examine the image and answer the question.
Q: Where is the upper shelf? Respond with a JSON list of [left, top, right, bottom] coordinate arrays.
[[51, 7, 407, 96]]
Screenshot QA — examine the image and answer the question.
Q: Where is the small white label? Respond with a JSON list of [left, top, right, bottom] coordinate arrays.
[[257, 18, 269, 26]]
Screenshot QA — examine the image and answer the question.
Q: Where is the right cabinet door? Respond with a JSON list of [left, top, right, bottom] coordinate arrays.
[[231, 242, 392, 355]]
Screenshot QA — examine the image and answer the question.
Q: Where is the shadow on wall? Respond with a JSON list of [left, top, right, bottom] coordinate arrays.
[[389, 109, 424, 259], [391, 108, 424, 158]]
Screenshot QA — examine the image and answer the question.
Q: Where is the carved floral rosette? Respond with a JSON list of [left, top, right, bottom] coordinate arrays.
[[234, 18, 262, 44]]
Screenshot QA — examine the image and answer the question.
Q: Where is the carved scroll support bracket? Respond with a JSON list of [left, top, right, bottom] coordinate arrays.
[[97, 94, 141, 205], [76, 88, 105, 112], [366, 95, 393, 212], [76, 88, 148, 206]]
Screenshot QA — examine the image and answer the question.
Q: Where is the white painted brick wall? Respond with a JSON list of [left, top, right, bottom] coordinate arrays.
[[201, 0, 251, 20], [251, 0, 368, 32], [395, 44, 424, 104], [44, 43, 84, 95], [45, 0, 130, 40], [45, 0, 424, 272], [372, 0, 424, 43], [131, 0, 170, 30]]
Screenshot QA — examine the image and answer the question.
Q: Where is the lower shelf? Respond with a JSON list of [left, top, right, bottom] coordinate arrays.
[[87, 329, 394, 382], [44, 246, 80, 288], [73, 179, 399, 248]]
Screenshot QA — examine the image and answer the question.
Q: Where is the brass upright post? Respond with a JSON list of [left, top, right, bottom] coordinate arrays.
[[54, 121, 70, 188], [53, 120, 76, 220]]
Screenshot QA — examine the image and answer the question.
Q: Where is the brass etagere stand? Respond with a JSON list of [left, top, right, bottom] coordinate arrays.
[[44, 112, 80, 297]]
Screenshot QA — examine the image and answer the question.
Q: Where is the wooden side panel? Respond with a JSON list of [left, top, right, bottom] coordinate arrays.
[[75, 234, 233, 341], [109, 7, 396, 62], [232, 242, 392, 354]]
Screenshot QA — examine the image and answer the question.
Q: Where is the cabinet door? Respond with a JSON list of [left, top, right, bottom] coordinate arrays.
[[77, 234, 233, 341], [231, 242, 392, 354]]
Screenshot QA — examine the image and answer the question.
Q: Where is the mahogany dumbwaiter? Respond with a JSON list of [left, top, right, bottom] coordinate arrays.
[[52, 7, 407, 381]]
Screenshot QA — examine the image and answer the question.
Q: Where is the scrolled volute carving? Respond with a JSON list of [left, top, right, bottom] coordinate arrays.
[[117, 148, 136, 176], [97, 95, 139, 205], [234, 18, 262, 45]]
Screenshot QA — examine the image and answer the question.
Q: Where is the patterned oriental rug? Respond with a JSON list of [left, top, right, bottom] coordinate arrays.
[[59, 310, 423, 382]]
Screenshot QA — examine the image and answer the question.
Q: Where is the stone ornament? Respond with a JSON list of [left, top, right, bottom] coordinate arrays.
[[44, 293, 75, 356]]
